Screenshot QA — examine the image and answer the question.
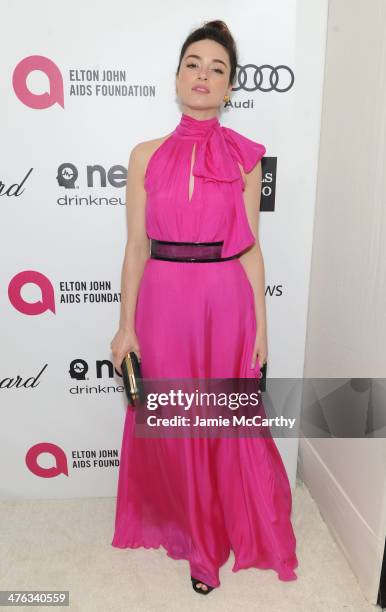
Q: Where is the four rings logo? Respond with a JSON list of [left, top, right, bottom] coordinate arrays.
[[232, 64, 294, 92]]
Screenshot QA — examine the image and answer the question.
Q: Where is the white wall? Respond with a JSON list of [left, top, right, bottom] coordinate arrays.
[[298, 0, 386, 603]]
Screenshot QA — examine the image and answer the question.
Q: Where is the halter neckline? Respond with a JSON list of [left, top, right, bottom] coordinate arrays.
[[174, 113, 220, 139]]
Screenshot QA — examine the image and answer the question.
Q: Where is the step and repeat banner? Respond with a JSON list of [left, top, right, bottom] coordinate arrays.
[[1, 0, 328, 498]]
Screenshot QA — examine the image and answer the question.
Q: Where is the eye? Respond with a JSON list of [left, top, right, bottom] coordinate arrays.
[[185, 62, 224, 74]]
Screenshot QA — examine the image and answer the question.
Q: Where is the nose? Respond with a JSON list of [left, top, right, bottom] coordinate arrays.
[[198, 68, 208, 80]]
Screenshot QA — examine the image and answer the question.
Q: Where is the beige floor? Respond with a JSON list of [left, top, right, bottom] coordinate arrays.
[[0, 476, 376, 612]]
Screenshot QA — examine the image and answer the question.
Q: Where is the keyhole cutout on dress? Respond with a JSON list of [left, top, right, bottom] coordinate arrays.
[[188, 143, 196, 204]]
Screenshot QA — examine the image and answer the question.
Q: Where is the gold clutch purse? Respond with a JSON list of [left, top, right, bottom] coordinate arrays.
[[121, 351, 144, 406]]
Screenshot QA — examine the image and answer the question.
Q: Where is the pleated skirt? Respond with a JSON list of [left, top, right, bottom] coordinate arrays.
[[111, 258, 298, 587]]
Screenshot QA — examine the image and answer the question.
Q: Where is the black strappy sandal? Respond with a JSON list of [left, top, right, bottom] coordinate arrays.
[[191, 576, 215, 595]]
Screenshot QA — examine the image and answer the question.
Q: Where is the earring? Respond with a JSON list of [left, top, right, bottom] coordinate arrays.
[[223, 94, 230, 103]]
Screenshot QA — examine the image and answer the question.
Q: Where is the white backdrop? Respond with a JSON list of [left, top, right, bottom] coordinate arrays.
[[1, 0, 328, 498]]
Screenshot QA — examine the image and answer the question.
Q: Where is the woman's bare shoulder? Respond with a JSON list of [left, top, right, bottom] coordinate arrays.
[[129, 133, 174, 170]]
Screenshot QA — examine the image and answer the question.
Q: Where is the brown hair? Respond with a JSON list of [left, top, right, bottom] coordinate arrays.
[[176, 20, 238, 86]]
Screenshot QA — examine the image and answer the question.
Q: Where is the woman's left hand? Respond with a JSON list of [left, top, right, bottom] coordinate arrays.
[[250, 328, 268, 370]]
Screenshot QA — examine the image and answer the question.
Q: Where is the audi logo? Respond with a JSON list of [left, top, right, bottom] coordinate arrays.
[[232, 64, 294, 92]]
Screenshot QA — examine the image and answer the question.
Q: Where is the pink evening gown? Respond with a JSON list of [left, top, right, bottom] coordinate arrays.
[[111, 112, 299, 588]]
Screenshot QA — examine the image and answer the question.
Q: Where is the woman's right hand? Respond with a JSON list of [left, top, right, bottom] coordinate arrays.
[[110, 327, 141, 376]]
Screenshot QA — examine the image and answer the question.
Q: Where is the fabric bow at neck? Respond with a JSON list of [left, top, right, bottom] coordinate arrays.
[[173, 113, 243, 183]]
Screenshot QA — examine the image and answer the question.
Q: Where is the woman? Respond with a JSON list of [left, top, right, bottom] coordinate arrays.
[[110, 20, 298, 595]]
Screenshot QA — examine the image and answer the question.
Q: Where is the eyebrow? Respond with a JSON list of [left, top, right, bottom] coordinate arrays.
[[184, 54, 228, 68]]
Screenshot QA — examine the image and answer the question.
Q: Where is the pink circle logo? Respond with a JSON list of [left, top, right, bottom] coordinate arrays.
[[26, 443, 68, 478], [13, 55, 64, 109], [8, 271, 56, 315]]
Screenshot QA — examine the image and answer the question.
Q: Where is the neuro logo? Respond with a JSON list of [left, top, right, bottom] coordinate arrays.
[[8, 271, 55, 315], [56, 163, 127, 190], [12, 55, 64, 109], [57, 163, 78, 188], [25, 443, 68, 478], [69, 359, 88, 380]]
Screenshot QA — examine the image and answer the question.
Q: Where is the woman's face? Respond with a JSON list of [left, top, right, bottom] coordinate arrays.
[[176, 38, 232, 113]]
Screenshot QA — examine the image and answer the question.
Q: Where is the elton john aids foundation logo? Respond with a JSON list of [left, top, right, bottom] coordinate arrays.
[[26, 443, 68, 478], [13, 55, 64, 109], [8, 271, 55, 315]]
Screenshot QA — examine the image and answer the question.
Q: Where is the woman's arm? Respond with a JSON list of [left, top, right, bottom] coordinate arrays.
[[110, 143, 150, 373], [118, 144, 150, 332], [238, 161, 268, 369]]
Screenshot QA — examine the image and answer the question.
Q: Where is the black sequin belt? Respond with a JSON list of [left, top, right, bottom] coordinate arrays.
[[150, 239, 239, 262]]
